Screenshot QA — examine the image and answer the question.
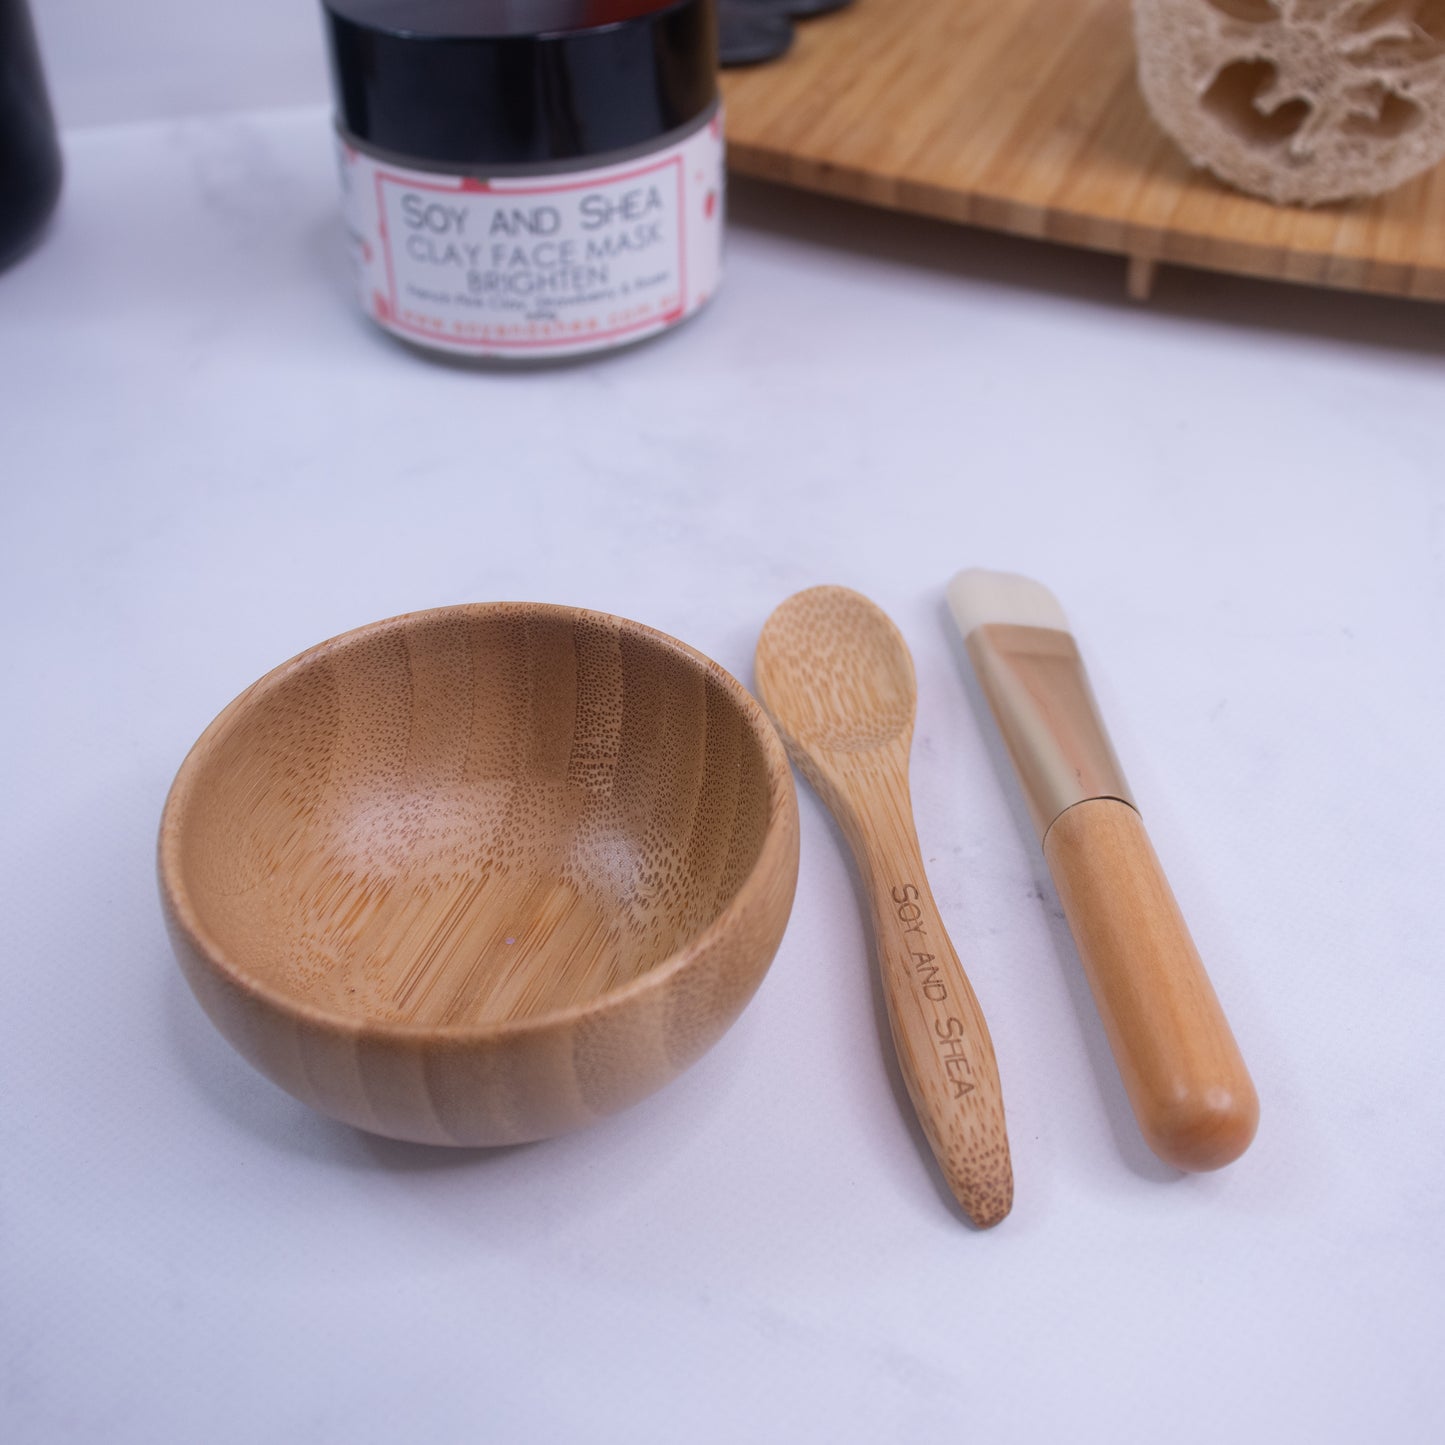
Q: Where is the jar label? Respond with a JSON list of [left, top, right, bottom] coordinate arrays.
[[337, 114, 724, 358]]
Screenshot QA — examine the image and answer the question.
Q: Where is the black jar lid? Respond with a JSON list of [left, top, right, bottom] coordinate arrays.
[[322, 0, 718, 167]]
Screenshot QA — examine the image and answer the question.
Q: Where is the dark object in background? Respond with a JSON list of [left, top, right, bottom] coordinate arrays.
[[719, 5, 794, 65], [718, 0, 855, 69], [0, 0, 62, 271], [730, 0, 854, 16]]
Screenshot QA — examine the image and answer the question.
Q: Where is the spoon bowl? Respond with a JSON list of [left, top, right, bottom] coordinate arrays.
[[755, 585, 916, 756]]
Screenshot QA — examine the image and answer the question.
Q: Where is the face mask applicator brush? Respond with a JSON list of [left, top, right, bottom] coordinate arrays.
[[947, 569, 1258, 1172]]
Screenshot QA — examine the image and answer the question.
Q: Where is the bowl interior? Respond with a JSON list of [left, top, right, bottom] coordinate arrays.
[[167, 607, 780, 1028]]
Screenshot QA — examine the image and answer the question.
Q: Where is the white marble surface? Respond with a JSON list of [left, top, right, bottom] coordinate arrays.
[[3, 46, 1445, 1445], [31, 0, 327, 127]]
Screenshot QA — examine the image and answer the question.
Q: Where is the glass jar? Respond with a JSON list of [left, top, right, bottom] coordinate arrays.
[[322, 0, 725, 362]]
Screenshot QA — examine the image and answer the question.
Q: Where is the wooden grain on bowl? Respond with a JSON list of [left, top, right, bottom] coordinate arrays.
[[159, 604, 799, 1146]]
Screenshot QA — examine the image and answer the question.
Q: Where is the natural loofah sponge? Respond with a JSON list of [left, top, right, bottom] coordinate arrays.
[[1134, 0, 1445, 204]]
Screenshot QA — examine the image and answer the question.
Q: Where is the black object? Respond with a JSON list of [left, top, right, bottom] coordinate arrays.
[[0, 0, 62, 270], [719, 0, 857, 68], [718, 7, 794, 66], [322, 0, 718, 167], [728, 0, 853, 17]]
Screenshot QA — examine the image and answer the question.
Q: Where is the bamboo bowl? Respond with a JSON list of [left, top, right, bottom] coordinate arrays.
[[159, 604, 799, 1146]]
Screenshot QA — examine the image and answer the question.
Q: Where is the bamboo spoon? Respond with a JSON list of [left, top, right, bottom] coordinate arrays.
[[755, 587, 1013, 1227]]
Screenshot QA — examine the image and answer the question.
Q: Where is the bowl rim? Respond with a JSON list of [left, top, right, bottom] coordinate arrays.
[[158, 601, 799, 1044]]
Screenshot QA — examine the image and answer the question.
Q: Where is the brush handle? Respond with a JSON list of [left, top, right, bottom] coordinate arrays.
[[825, 758, 1013, 1228], [1043, 797, 1258, 1171]]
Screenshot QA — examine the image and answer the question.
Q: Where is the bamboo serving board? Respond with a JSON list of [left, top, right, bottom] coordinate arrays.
[[719, 0, 1445, 302]]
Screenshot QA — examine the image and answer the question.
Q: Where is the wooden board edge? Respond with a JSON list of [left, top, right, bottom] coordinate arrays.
[[726, 142, 1445, 305]]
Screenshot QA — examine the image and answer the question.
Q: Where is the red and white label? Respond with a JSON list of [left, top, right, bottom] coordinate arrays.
[[337, 114, 724, 358]]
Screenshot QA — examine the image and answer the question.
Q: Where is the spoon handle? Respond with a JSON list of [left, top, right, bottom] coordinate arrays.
[[828, 761, 1013, 1228]]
